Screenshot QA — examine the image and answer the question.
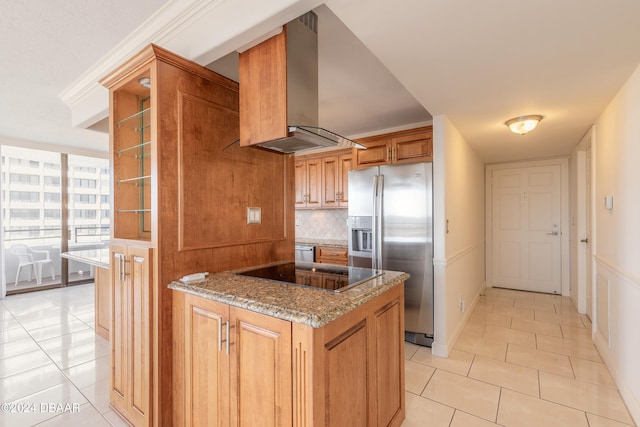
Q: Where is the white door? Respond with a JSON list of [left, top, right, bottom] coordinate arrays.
[[492, 165, 562, 294]]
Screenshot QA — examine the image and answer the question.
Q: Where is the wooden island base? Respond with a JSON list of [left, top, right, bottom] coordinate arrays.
[[172, 282, 405, 427]]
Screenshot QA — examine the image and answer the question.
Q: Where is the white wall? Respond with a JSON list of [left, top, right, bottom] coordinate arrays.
[[591, 63, 640, 424], [432, 115, 486, 357]]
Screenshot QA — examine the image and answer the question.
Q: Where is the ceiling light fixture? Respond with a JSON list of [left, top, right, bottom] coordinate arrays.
[[138, 77, 151, 89], [505, 115, 543, 135]]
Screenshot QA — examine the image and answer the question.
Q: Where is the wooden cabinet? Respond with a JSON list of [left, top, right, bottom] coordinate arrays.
[[102, 44, 295, 426], [94, 266, 110, 340], [321, 152, 352, 208], [295, 149, 351, 209], [353, 126, 433, 169], [110, 244, 152, 427], [182, 293, 291, 427], [316, 246, 348, 266], [176, 283, 405, 427], [294, 158, 322, 209]]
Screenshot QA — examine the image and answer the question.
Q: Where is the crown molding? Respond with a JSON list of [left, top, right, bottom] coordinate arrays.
[[59, 0, 321, 128]]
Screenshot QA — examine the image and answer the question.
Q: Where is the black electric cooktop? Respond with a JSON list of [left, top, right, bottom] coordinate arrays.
[[236, 262, 383, 293]]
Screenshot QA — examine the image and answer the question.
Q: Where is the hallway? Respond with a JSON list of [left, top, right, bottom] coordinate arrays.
[[402, 287, 635, 426]]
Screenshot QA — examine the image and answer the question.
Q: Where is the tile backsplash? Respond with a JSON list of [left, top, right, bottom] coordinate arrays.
[[295, 209, 348, 241]]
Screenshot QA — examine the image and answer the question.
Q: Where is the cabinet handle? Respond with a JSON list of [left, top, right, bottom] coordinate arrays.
[[225, 320, 230, 355], [388, 146, 392, 161], [115, 253, 128, 281], [218, 318, 223, 352]]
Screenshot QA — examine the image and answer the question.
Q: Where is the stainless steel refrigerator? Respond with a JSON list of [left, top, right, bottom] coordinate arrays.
[[348, 162, 433, 346]]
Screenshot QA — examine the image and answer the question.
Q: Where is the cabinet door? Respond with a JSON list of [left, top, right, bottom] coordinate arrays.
[[353, 137, 390, 169], [338, 153, 352, 206], [294, 160, 308, 208], [95, 266, 110, 340], [128, 246, 152, 427], [392, 128, 433, 163], [306, 158, 322, 208], [184, 294, 230, 427], [110, 246, 128, 414], [229, 307, 292, 427], [321, 156, 339, 208], [110, 245, 152, 427]]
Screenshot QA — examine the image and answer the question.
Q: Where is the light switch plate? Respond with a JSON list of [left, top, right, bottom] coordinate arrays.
[[247, 207, 262, 224]]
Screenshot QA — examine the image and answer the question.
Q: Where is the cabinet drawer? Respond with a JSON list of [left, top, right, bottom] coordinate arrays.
[[316, 246, 348, 266]]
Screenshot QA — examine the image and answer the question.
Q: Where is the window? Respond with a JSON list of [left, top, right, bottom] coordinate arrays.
[[100, 195, 110, 204], [74, 166, 97, 174], [73, 194, 97, 204], [44, 176, 61, 186], [9, 174, 39, 185], [45, 209, 61, 219], [9, 191, 39, 202], [44, 192, 60, 202], [73, 209, 97, 219], [73, 178, 97, 188], [9, 158, 39, 168], [44, 162, 61, 170], [10, 209, 40, 220]]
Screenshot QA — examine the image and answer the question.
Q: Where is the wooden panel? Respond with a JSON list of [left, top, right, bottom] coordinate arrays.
[[230, 307, 292, 427], [338, 153, 352, 206], [239, 30, 288, 147], [95, 266, 110, 340], [353, 137, 389, 169], [178, 91, 288, 250], [324, 321, 369, 426], [306, 159, 322, 208], [374, 300, 403, 426], [129, 247, 152, 426], [316, 246, 348, 266], [393, 127, 432, 163], [110, 246, 127, 413], [321, 156, 339, 207], [184, 294, 230, 427], [294, 160, 307, 208]]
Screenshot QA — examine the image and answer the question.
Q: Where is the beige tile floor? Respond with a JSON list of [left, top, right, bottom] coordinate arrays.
[[403, 287, 637, 427], [1, 285, 636, 426]]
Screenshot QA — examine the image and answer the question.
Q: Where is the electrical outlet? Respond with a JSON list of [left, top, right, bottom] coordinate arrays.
[[247, 207, 261, 224]]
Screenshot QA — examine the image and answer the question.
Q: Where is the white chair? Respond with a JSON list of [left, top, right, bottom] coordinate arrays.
[[10, 244, 55, 285], [10, 244, 36, 286], [31, 247, 56, 284]]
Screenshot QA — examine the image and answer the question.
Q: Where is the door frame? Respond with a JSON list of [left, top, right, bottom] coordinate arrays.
[[485, 157, 570, 295], [575, 127, 595, 316]]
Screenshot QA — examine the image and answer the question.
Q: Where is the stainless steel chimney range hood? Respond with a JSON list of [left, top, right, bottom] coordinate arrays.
[[238, 11, 364, 154]]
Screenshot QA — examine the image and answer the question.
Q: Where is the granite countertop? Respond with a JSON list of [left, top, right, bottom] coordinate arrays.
[[61, 248, 110, 269], [296, 239, 348, 248], [169, 263, 408, 328]]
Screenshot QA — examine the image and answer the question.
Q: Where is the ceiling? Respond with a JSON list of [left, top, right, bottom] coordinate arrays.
[[2, 0, 640, 163]]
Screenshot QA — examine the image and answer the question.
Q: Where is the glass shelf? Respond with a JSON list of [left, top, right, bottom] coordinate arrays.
[[117, 141, 151, 157], [118, 175, 151, 185], [117, 108, 151, 131]]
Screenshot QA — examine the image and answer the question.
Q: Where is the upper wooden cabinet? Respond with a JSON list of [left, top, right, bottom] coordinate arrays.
[[353, 126, 433, 169], [321, 152, 352, 208], [295, 149, 351, 209], [295, 158, 322, 209]]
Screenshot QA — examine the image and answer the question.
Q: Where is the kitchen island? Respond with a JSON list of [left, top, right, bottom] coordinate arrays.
[[170, 263, 408, 426]]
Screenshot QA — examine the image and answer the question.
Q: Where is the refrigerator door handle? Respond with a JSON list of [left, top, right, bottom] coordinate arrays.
[[371, 174, 379, 269], [375, 174, 384, 270]]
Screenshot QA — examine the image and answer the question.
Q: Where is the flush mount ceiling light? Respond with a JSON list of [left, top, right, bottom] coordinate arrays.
[[138, 77, 151, 89], [505, 115, 543, 135]]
